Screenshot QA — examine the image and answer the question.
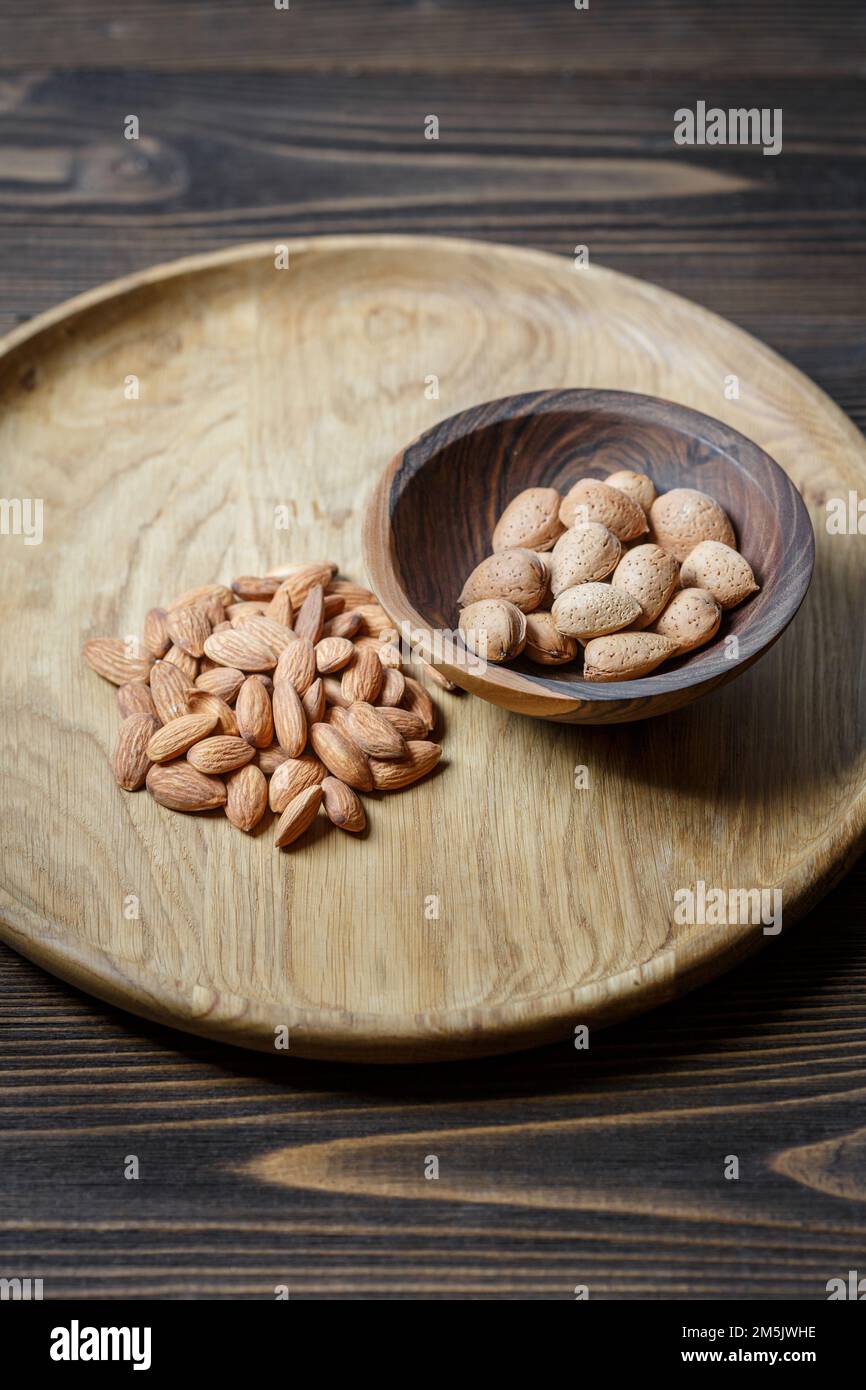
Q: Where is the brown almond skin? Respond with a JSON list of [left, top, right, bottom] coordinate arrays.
[[150, 660, 194, 723], [310, 722, 373, 792], [186, 688, 239, 736], [83, 639, 154, 687], [255, 743, 289, 776], [166, 583, 233, 613], [321, 777, 366, 833], [492, 487, 565, 553], [294, 583, 326, 644], [274, 637, 317, 694], [194, 666, 244, 703], [274, 784, 324, 848], [324, 609, 363, 640], [401, 676, 436, 733], [117, 682, 158, 720], [203, 629, 275, 672], [269, 754, 327, 814], [378, 706, 427, 740], [146, 711, 218, 763], [113, 713, 158, 791], [186, 735, 256, 774], [231, 575, 282, 601], [235, 675, 275, 748], [458, 548, 547, 613], [582, 632, 679, 682], [163, 644, 198, 681], [559, 478, 649, 541], [143, 607, 171, 659], [347, 701, 407, 759], [368, 741, 442, 791], [378, 667, 406, 706], [272, 680, 308, 756], [225, 765, 268, 832], [166, 603, 211, 658], [232, 612, 296, 657], [341, 646, 384, 704], [322, 675, 351, 708], [315, 636, 355, 674], [301, 677, 326, 725], [146, 763, 227, 812]]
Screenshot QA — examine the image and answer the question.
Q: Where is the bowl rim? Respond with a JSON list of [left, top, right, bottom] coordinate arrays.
[[364, 387, 816, 707]]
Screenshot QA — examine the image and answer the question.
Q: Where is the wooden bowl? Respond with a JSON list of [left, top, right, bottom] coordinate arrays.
[[364, 389, 815, 723]]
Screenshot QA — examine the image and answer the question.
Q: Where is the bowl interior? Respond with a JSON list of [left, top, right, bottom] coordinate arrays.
[[386, 390, 810, 695]]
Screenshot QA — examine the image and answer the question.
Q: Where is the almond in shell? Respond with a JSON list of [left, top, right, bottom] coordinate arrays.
[[458, 548, 547, 613], [492, 487, 565, 553], [679, 540, 759, 609], [551, 582, 642, 641], [583, 632, 679, 682], [559, 478, 649, 541], [653, 587, 722, 652], [523, 610, 580, 664], [458, 599, 527, 663], [550, 523, 621, 596], [606, 469, 656, 512], [649, 488, 736, 561], [611, 544, 680, 628]]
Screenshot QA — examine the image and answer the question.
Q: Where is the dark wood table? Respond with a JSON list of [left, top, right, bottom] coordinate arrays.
[[2, 0, 864, 1299]]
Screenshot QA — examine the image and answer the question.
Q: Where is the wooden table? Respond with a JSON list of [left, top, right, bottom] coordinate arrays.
[[1, 0, 864, 1299]]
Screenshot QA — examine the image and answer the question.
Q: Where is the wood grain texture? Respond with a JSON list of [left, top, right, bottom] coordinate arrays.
[[365, 388, 814, 721], [0, 235, 863, 1064]]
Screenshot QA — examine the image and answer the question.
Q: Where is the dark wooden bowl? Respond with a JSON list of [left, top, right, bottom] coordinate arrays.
[[363, 389, 815, 723]]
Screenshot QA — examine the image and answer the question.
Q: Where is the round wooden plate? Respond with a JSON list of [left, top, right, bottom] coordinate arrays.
[[1, 236, 864, 1063]]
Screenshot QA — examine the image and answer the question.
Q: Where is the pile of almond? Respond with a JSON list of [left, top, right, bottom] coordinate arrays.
[[457, 473, 759, 681], [83, 563, 444, 847]]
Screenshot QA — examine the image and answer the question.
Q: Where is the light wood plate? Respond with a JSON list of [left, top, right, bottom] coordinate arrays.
[[1, 235, 864, 1063]]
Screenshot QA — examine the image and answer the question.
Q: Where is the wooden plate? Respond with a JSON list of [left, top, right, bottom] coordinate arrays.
[[0, 235, 864, 1062]]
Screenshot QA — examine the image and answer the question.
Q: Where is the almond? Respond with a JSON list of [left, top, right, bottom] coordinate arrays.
[[203, 629, 275, 672], [166, 604, 210, 658], [186, 688, 239, 736], [679, 540, 759, 609], [83, 638, 154, 687], [269, 754, 327, 813], [293, 583, 325, 644], [163, 644, 198, 681], [150, 660, 194, 723], [256, 743, 289, 776], [272, 680, 308, 756], [458, 548, 547, 613], [347, 701, 407, 759], [492, 486, 565, 553], [419, 660, 455, 691], [309, 722, 373, 791], [187, 735, 257, 775], [265, 587, 294, 627], [166, 583, 233, 612], [113, 713, 158, 791], [321, 777, 366, 833], [401, 675, 436, 733], [143, 607, 170, 659], [322, 676, 351, 708], [327, 578, 375, 606], [324, 609, 363, 640], [458, 598, 527, 663], [653, 587, 722, 652], [232, 612, 296, 657], [649, 488, 736, 561], [146, 711, 218, 763], [327, 705, 353, 736], [523, 610, 580, 665], [611, 544, 680, 628], [315, 635, 355, 674], [146, 762, 227, 812], [117, 682, 158, 720], [353, 603, 395, 639], [341, 646, 384, 704], [378, 705, 427, 740], [275, 637, 317, 693], [275, 563, 336, 608], [551, 582, 642, 640], [560, 478, 649, 541], [369, 740, 442, 791], [274, 784, 324, 848], [323, 594, 344, 618], [235, 675, 275, 748], [606, 469, 656, 512], [226, 601, 267, 621], [378, 667, 406, 706], [356, 634, 401, 669], [194, 666, 244, 703], [225, 765, 268, 832], [301, 677, 326, 725], [550, 523, 621, 596], [583, 632, 679, 682], [231, 575, 282, 601]]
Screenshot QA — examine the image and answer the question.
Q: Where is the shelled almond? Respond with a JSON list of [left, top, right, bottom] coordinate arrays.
[[84, 565, 447, 848], [456, 475, 759, 681]]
